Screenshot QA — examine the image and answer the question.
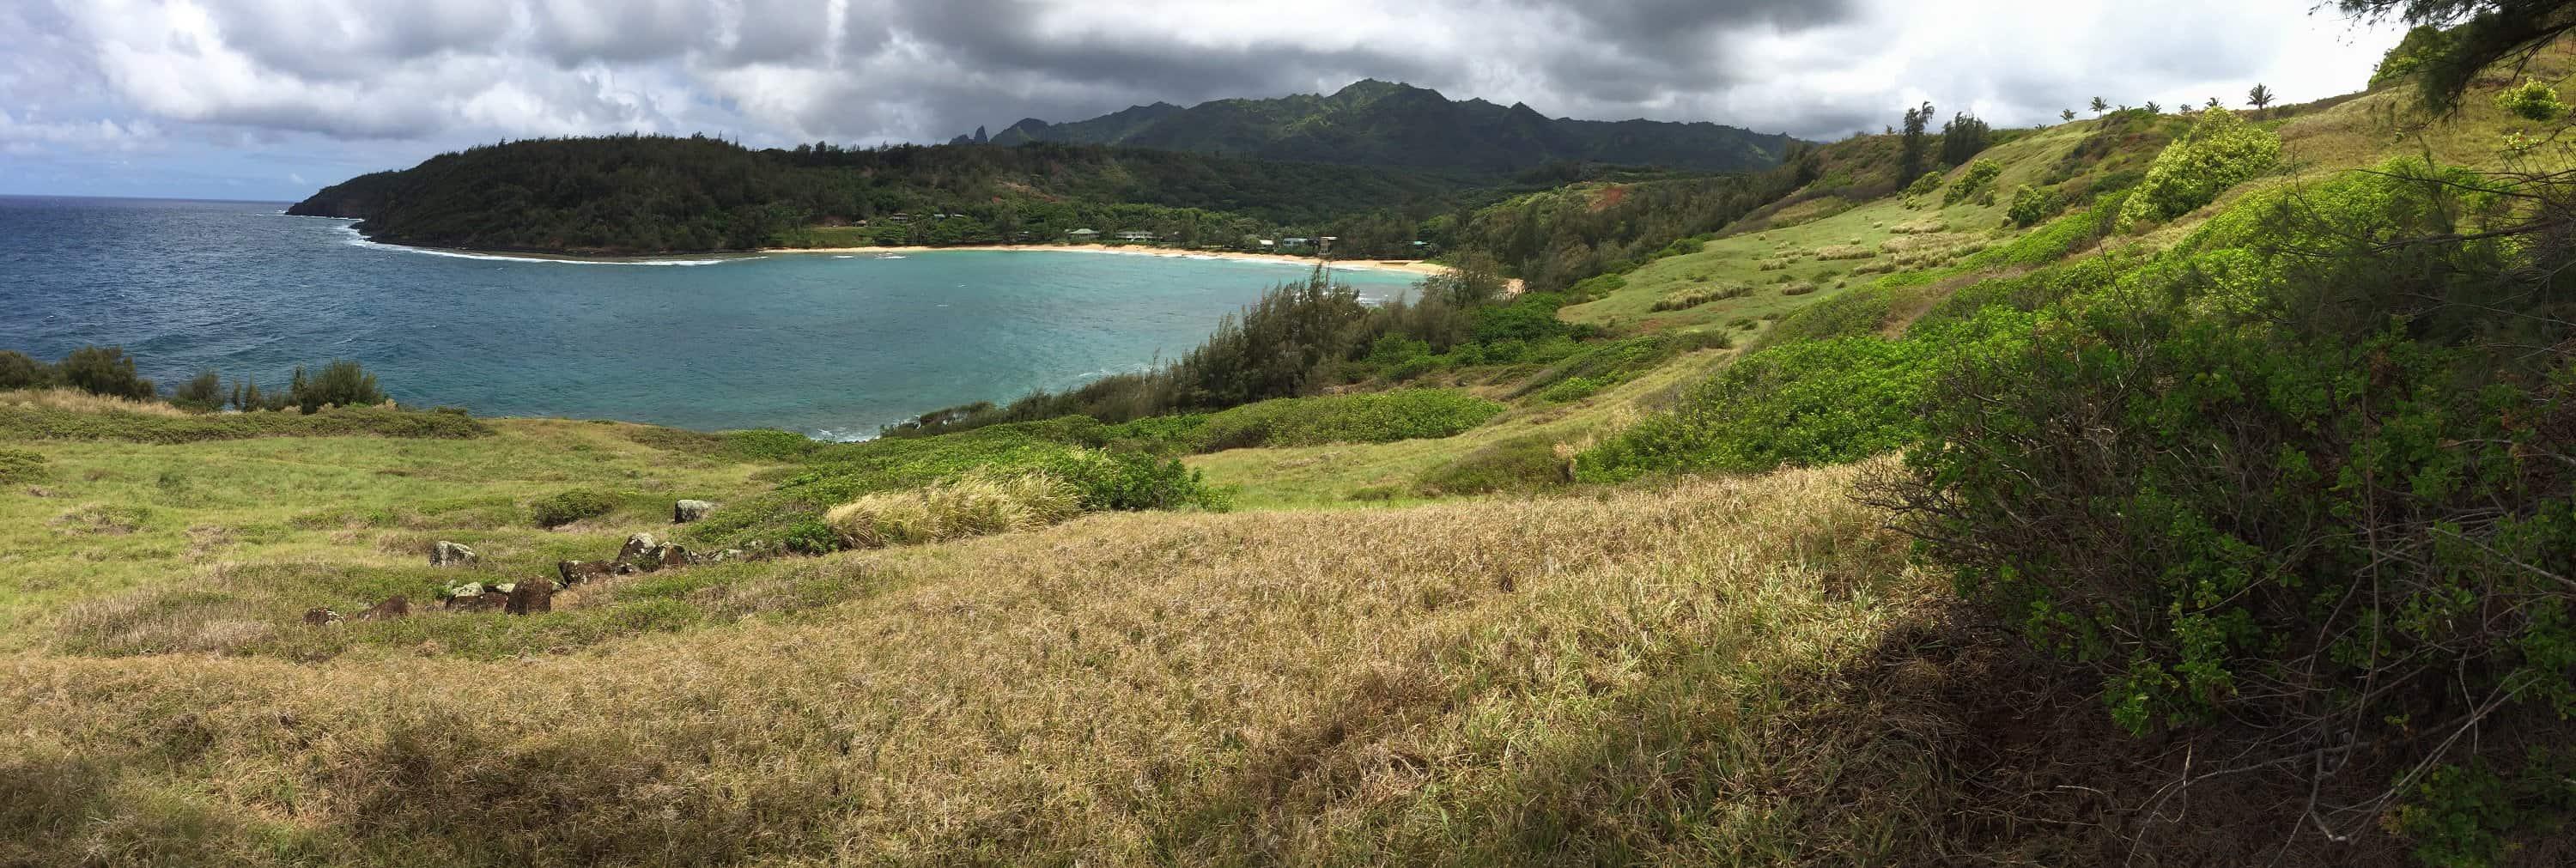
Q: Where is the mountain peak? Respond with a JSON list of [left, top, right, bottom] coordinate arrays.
[[981, 85, 1797, 173]]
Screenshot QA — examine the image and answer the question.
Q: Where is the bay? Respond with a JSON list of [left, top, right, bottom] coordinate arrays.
[[0, 196, 1424, 439]]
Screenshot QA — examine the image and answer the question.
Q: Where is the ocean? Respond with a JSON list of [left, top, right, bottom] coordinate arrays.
[[0, 196, 1425, 439]]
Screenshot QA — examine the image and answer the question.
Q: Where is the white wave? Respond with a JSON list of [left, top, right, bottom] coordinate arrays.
[[832, 255, 856, 258], [330, 225, 752, 266], [807, 428, 879, 444]]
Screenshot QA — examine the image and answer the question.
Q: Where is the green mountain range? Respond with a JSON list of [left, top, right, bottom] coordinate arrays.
[[977, 79, 1799, 173]]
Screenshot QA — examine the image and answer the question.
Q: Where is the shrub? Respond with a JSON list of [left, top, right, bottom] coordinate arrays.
[[1941, 159, 2004, 207], [1194, 391, 1504, 452], [2117, 107, 2280, 228], [1041, 449, 1228, 512], [55, 345, 155, 400], [1890, 159, 2576, 852], [170, 370, 223, 413], [0, 447, 46, 484], [2495, 77, 2569, 123], [1902, 171, 1944, 198], [0, 350, 52, 389], [531, 489, 617, 528], [289, 360, 386, 413], [2005, 185, 2055, 228], [823, 471, 1081, 549], [1578, 337, 1938, 482]]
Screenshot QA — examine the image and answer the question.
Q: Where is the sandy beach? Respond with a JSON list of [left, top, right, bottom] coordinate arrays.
[[765, 243, 1456, 277]]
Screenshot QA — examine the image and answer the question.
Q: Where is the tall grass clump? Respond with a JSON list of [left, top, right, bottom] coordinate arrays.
[[823, 471, 1081, 549], [530, 489, 617, 528]]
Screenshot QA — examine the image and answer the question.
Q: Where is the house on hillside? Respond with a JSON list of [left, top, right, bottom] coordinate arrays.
[[1066, 228, 1100, 242]]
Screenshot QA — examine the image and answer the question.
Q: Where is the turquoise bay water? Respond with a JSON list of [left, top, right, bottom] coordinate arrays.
[[0, 196, 1424, 439]]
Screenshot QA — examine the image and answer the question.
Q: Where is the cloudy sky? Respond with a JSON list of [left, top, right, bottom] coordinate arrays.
[[1, 0, 2405, 201]]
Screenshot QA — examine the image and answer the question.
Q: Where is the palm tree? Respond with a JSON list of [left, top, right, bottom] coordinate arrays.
[[2089, 96, 2109, 115], [2247, 83, 2276, 117], [2144, 100, 2162, 114], [2061, 108, 2077, 123], [2205, 96, 2222, 110]]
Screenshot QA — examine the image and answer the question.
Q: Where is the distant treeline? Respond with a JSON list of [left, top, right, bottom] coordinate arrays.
[[289, 135, 1509, 255]]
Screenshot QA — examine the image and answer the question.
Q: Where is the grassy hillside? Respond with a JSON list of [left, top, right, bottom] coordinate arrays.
[[13, 29, 2576, 868]]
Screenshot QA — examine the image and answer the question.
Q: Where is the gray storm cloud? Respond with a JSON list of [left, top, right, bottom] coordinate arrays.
[[0, 0, 2402, 199]]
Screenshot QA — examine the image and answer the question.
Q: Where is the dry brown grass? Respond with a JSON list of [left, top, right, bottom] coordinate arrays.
[[823, 470, 1080, 549], [0, 388, 191, 417], [0, 461, 1944, 866]]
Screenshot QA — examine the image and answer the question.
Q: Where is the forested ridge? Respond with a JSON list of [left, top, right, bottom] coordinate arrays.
[[287, 135, 1510, 254], [985, 78, 1798, 173]]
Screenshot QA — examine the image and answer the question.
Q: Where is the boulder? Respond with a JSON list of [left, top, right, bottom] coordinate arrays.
[[355, 595, 411, 621], [558, 560, 615, 587], [616, 532, 662, 565], [430, 540, 478, 568], [302, 607, 342, 626], [673, 500, 715, 523], [506, 579, 554, 616]]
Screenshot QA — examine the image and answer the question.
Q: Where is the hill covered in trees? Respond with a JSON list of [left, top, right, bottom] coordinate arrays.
[[985, 79, 1799, 173], [286, 136, 1496, 254]]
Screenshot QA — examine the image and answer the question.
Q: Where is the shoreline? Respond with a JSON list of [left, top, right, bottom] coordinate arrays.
[[766, 243, 1456, 277]]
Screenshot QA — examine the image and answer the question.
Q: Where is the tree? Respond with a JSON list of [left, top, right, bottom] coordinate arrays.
[[0, 349, 51, 390], [2245, 82, 2276, 116], [2205, 96, 2223, 109], [288, 360, 385, 413], [2338, 0, 2576, 110], [54, 345, 155, 400], [2060, 108, 2077, 122], [1899, 102, 1936, 183], [2089, 96, 2109, 115], [1939, 112, 1990, 167], [171, 369, 223, 413], [2144, 100, 2163, 114]]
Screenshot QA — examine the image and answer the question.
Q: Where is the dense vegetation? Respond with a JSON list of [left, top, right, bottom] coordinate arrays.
[[987, 78, 1796, 173], [289, 136, 1501, 254]]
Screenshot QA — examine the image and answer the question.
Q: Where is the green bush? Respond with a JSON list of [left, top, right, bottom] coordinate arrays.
[[2005, 185, 2055, 228], [170, 370, 223, 413], [1902, 171, 1944, 198], [0, 448, 46, 484], [530, 489, 618, 528], [1893, 159, 2576, 853], [55, 345, 155, 400], [289, 360, 386, 412], [0, 350, 52, 389], [1041, 448, 1229, 512], [1194, 390, 1504, 452], [2116, 107, 2280, 228], [2495, 77, 2569, 123], [1755, 285, 1892, 349], [1941, 160, 2003, 207], [1577, 337, 1940, 482]]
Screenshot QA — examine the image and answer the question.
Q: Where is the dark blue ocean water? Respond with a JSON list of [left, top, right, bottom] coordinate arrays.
[[0, 196, 1422, 438]]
